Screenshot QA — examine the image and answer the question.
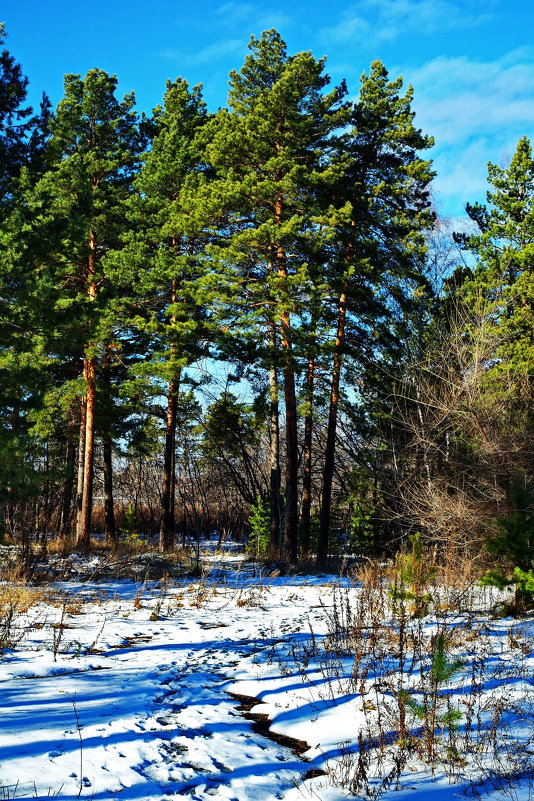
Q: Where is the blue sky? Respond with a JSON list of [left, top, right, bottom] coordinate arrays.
[[2, 0, 533, 217]]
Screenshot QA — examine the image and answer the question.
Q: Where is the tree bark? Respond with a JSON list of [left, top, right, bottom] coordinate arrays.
[[300, 347, 315, 557], [77, 351, 96, 551], [102, 346, 116, 545], [77, 229, 98, 552], [59, 416, 76, 537], [40, 442, 50, 554], [170, 435, 176, 534], [159, 376, 179, 552], [160, 275, 181, 553], [268, 324, 282, 555], [6, 400, 20, 541], [75, 394, 87, 541], [279, 291, 299, 562], [102, 429, 116, 544], [274, 188, 298, 562], [318, 283, 348, 564]]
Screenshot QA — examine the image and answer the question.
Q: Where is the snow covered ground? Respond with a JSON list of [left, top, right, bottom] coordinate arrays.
[[0, 551, 532, 801]]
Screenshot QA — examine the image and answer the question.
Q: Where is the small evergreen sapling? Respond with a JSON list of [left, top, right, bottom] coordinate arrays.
[[480, 471, 534, 610], [118, 504, 143, 548], [390, 533, 436, 617], [247, 495, 271, 559], [399, 631, 464, 763]]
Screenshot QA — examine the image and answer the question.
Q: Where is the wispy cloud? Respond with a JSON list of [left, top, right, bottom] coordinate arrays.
[[402, 49, 534, 213], [216, 2, 256, 23], [215, 2, 292, 34], [159, 3, 293, 71], [189, 38, 245, 66], [158, 38, 244, 67], [407, 49, 534, 146], [321, 0, 491, 46]]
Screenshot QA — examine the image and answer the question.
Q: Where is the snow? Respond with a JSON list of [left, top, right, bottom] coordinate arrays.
[[0, 552, 532, 801]]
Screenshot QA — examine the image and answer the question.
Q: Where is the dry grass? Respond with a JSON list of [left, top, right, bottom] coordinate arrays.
[[278, 554, 534, 799], [0, 583, 46, 616], [0, 579, 49, 650]]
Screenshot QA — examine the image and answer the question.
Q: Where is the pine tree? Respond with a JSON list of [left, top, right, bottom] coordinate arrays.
[[21, 69, 145, 548], [120, 77, 210, 551], [480, 471, 534, 608], [0, 24, 52, 538], [316, 61, 434, 562], [201, 392, 265, 505], [191, 30, 348, 561], [457, 136, 533, 379], [455, 138, 533, 488], [455, 137, 534, 586], [0, 22, 32, 204]]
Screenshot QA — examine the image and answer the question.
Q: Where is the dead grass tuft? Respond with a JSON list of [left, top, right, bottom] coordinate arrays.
[[0, 581, 48, 649]]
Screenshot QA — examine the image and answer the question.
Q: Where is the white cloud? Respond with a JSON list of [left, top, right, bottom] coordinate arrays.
[[402, 49, 534, 214], [405, 50, 534, 148], [430, 140, 495, 216], [158, 38, 244, 67], [158, 3, 292, 71], [321, 13, 370, 45], [368, 0, 491, 34], [189, 39, 245, 66], [321, 0, 490, 46], [215, 2, 292, 34], [216, 2, 256, 23]]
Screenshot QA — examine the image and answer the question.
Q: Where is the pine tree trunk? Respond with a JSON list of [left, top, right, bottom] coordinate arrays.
[[278, 289, 299, 560], [77, 231, 98, 552], [274, 188, 298, 562], [60, 416, 76, 537], [40, 443, 50, 554], [4, 506, 14, 541], [170, 439, 176, 534], [78, 352, 96, 551], [6, 402, 20, 541], [268, 325, 281, 555], [103, 429, 116, 545], [300, 349, 315, 557], [102, 346, 116, 545], [75, 395, 87, 541], [283, 354, 299, 563], [160, 274, 181, 552], [318, 284, 348, 564], [160, 376, 179, 552], [415, 299, 432, 489]]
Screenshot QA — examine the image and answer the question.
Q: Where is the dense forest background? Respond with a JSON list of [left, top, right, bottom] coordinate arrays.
[[0, 24, 532, 573]]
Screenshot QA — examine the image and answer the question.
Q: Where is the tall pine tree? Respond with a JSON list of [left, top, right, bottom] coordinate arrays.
[[23, 69, 145, 548], [191, 30, 348, 560], [0, 24, 52, 537], [454, 136, 534, 484], [316, 61, 434, 562], [120, 77, 210, 551]]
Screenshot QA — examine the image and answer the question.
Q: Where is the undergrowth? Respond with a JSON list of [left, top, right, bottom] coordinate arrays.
[[274, 553, 534, 800]]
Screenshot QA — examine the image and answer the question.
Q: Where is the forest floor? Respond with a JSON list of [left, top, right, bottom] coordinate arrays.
[[0, 542, 533, 801]]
